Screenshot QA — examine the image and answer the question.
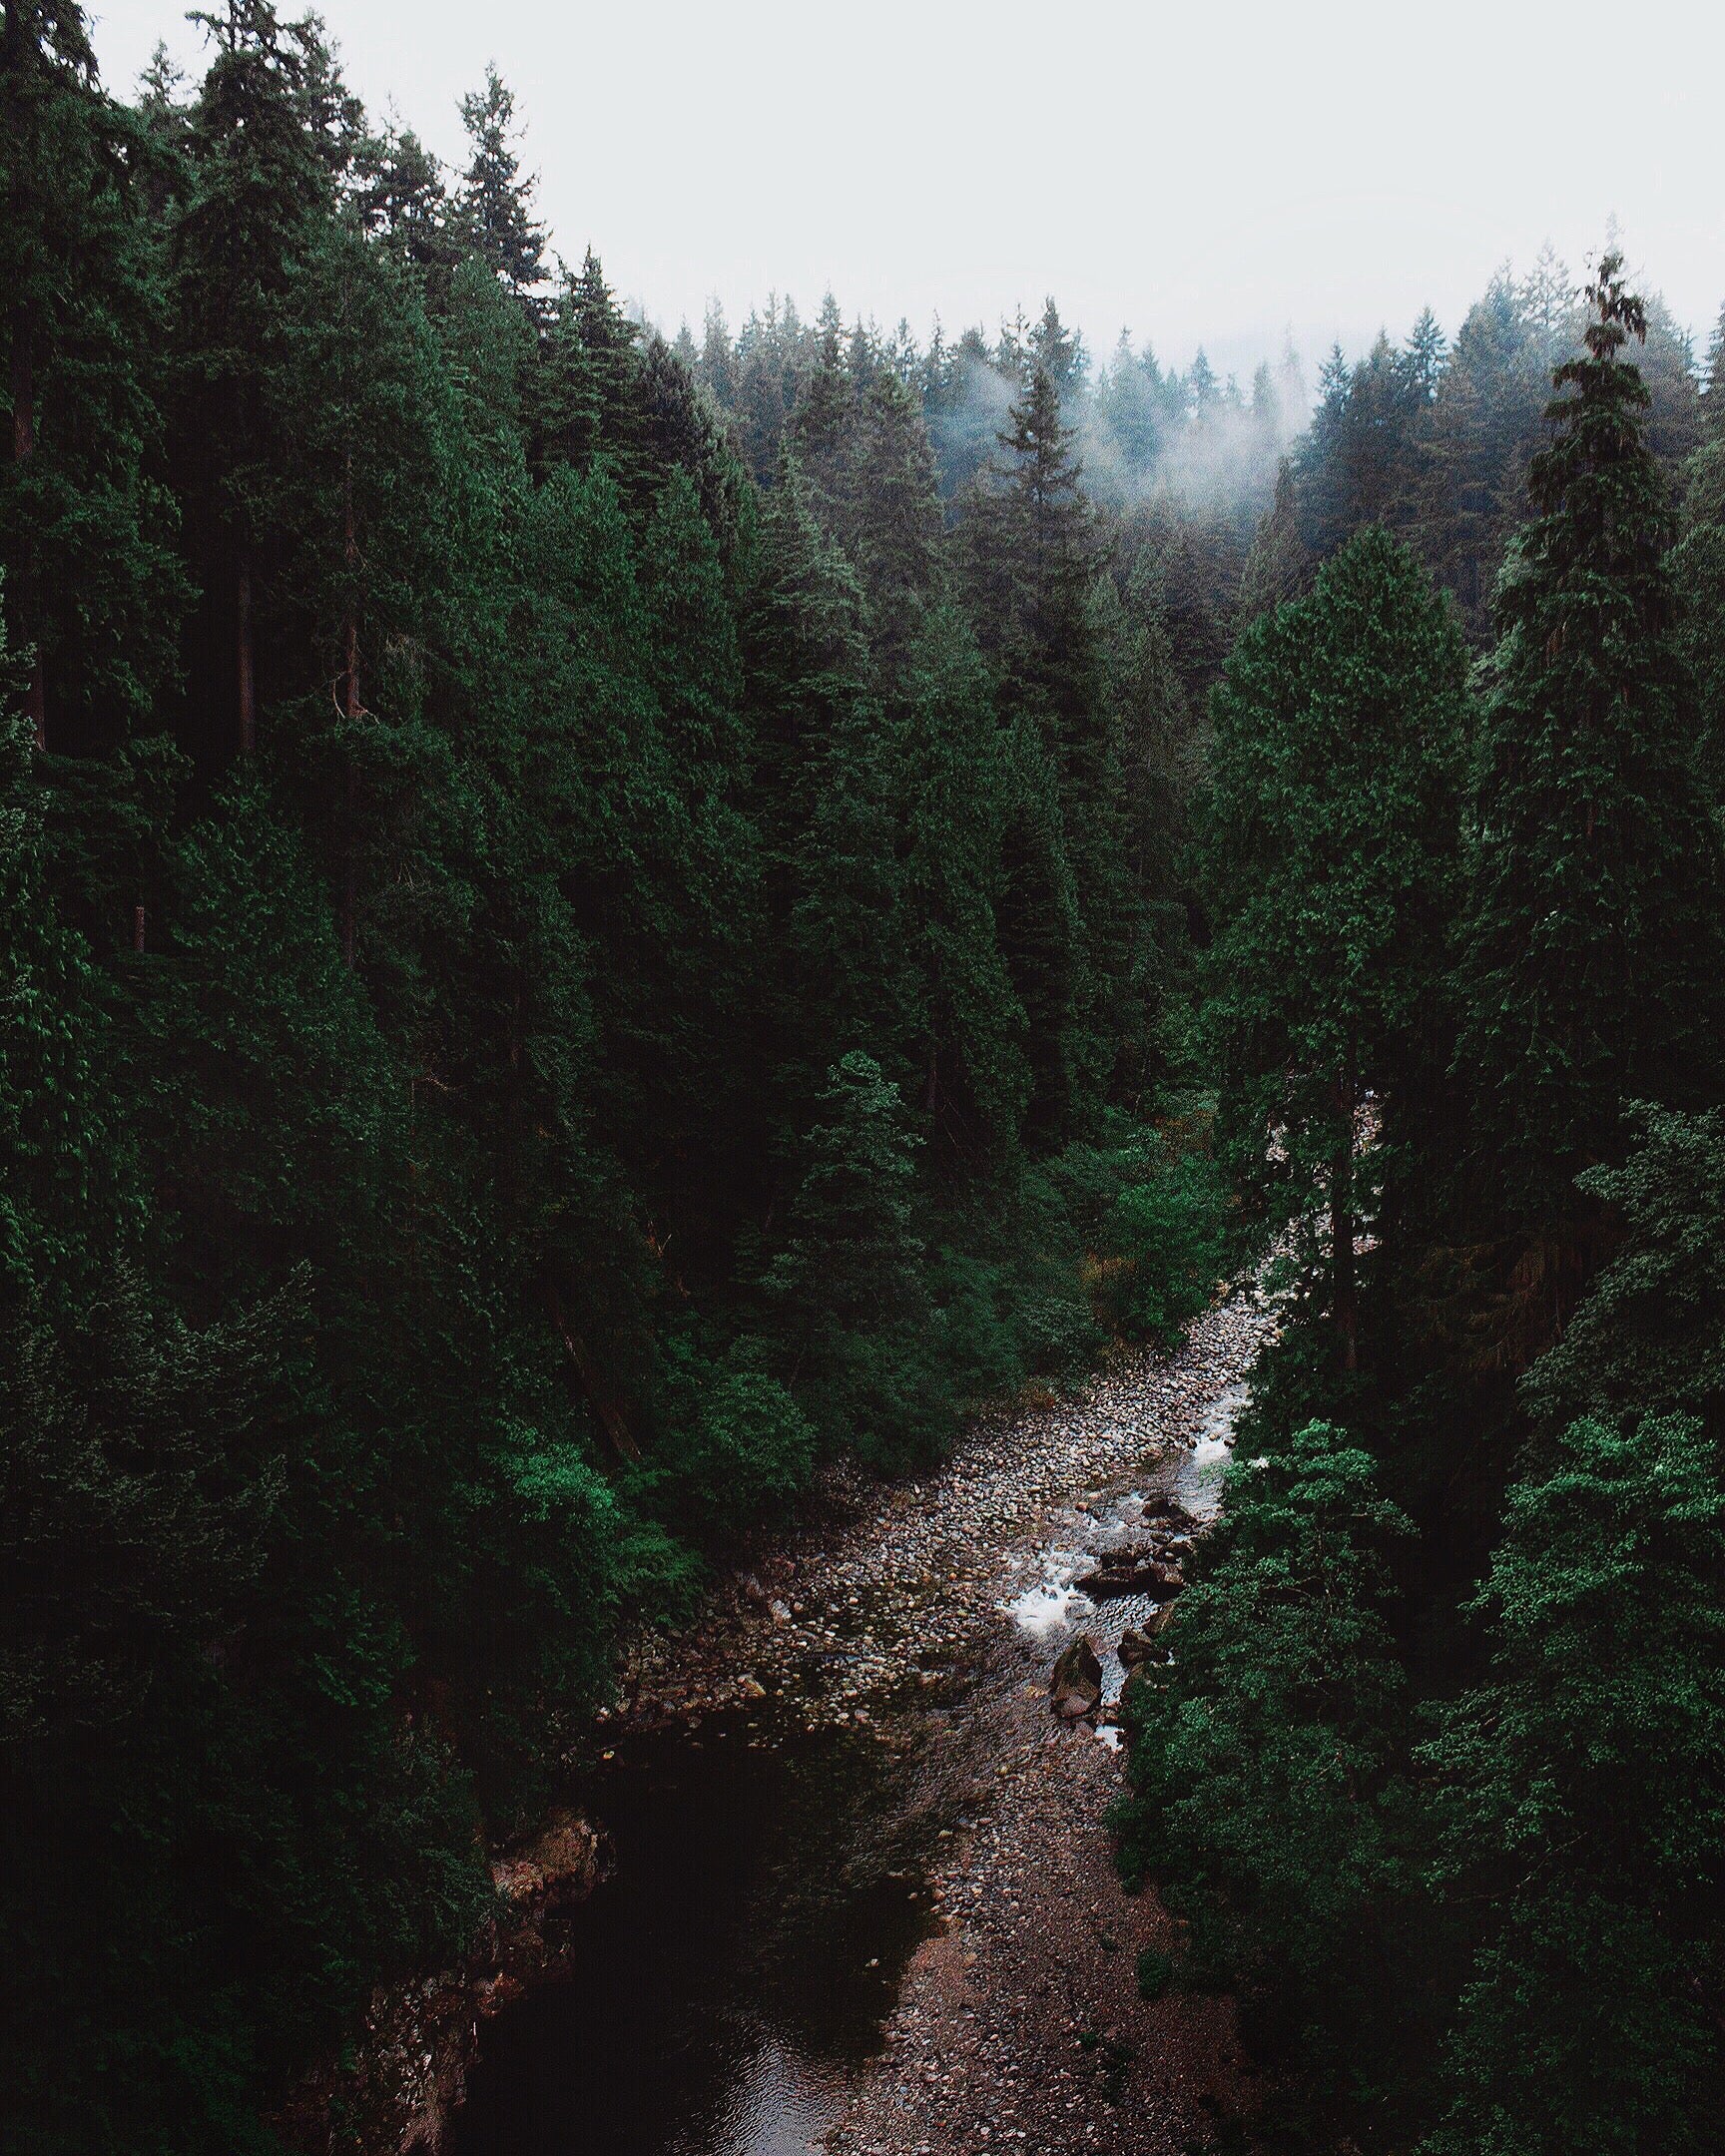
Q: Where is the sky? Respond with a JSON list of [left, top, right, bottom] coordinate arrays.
[[87, 0, 1724, 384]]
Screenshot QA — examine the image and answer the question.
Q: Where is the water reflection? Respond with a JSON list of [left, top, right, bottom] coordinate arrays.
[[454, 1716, 938, 2156]]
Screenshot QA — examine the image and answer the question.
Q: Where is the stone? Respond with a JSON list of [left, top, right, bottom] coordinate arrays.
[[1049, 1634, 1103, 1719], [1117, 1627, 1155, 1670], [1074, 1547, 1183, 1599]]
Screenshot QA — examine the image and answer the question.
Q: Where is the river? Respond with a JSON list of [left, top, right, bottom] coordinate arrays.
[[453, 1294, 1269, 2156]]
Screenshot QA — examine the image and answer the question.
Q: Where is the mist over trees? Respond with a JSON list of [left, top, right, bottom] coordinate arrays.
[[4, 3, 1725, 2150]]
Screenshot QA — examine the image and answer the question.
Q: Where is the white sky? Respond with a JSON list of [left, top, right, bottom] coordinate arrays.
[[89, 0, 1723, 382]]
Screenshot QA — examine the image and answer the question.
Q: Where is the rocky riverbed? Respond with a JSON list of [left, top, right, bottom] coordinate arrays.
[[595, 1286, 1278, 2156]]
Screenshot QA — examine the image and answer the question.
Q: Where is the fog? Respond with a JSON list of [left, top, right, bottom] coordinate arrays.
[[88, 0, 1723, 370]]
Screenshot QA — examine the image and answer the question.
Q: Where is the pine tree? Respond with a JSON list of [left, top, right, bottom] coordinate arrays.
[[764, 1051, 946, 1462], [169, 0, 345, 764], [1405, 270, 1554, 632], [1116, 1420, 1417, 2112], [1422, 1410, 1725, 2155], [1455, 254, 1725, 1264], [1703, 299, 1725, 427], [1027, 295, 1087, 402], [1204, 528, 1467, 1371], [1520, 1103, 1725, 1448], [899, 603, 1030, 1165], [1, 0, 184, 757], [1093, 328, 1165, 483], [1236, 457, 1309, 618], [454, 63, 546, 303], [1671, 432, 1725, 802]]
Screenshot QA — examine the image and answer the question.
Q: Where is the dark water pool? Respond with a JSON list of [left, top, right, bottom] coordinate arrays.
[[452, 1713, 947, 2156]]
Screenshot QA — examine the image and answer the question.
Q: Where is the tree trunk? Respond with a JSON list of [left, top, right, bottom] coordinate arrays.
[[1331, 1072, 1359, 1373], [237, 557, 256, 755], [12, 306, 45, 749], [10, 306, 32, 463], [340, 457, 359, 968]]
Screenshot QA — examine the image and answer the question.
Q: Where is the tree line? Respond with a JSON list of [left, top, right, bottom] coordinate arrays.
[[0, 6, 1217, 2147]]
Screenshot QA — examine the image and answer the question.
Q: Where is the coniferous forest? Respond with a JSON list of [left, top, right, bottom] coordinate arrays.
[[5, 4, 1725, 2151]]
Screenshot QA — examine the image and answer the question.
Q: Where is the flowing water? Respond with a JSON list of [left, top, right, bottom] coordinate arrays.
[[454, 1324, 1258, 2156]]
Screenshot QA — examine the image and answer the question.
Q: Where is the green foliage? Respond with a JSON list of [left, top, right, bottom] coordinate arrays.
[[765, 1052, 948, 1464], [19, 11, 1725, 2149], [1523, 1102, 1725, 1444], [1132, 253, 1725, 2156], [1115, 1421, 1422, 2109], [1420, 1413, 1725, 2154], [1456, 255, 1725, 1236], [1203, 526, 1466, 1368], [1102, 1143, 1227, 1347]]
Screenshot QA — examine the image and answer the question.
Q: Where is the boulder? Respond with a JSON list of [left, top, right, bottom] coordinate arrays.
[[1079, 1553, 1185, 1599], [1074, 1543, 1178, 1598], [1049, 1634, 1103, 1719], [1117, 1626, 1155, 1670]]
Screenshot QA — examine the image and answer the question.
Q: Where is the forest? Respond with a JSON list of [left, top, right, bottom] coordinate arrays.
[[3, 1, 1724, 2151]]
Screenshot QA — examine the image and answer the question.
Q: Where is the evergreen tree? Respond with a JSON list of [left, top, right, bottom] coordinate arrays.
[[1203, 528, 1467, 1370], [1091, 329, 1166, 487], [764, 1052, 946, 1463], [1521, 1103, 1725, 1447], [1117, 1421, 1419, 2120], [169, 0, 347, 765], [1422, 1411, 1725, 2155], [1454, 254, 1725, 1269], [1405, 270, 1554, 632], [1, 0, 184, 757], [898, 603, 1030, 1165], [454, 63, 546, 302], [1236, 456, 1309, 618], [1027, 294, 1087, 402], [1671, 434, 1725, 803]]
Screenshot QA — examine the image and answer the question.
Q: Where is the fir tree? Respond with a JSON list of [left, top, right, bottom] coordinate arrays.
[[454, 63, 546, 302], [1116, 1421, 1418, 2117], [1455, 254, 1725, 1263], [1422, 1411, 1725, 2155], [1, 0, 184, 756], [1204, 527, 1466, 1370]]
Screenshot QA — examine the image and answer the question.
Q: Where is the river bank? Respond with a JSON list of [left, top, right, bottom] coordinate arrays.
[[453, 1287, 1275, 2156]]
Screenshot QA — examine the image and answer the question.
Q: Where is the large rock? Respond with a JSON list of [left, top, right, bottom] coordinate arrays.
[[1049, 1634, 1103, 1719], [1117, 1626, 1156, 1670], [1075, 1550, 1185, 1599]]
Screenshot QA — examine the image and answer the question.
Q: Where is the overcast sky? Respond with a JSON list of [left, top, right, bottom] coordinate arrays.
[[88, 0, 1723, 383]]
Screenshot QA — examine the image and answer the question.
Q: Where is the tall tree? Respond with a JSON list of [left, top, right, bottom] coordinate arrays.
[[1454, 254, 1725, 1284], [1422, 1410, 1725, 2156], [1, 0, 183, 757], [454, 63, 546, 303], [1203, 528, 1467, 1373]]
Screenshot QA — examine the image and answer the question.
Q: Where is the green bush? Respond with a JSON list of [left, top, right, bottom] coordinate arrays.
[[690, 1360, 818, 1532], [1104, 1147, 1229, 1347]]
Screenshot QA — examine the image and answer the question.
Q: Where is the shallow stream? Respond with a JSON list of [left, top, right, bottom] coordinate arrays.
[[453, 1346, 1251, 2156]]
